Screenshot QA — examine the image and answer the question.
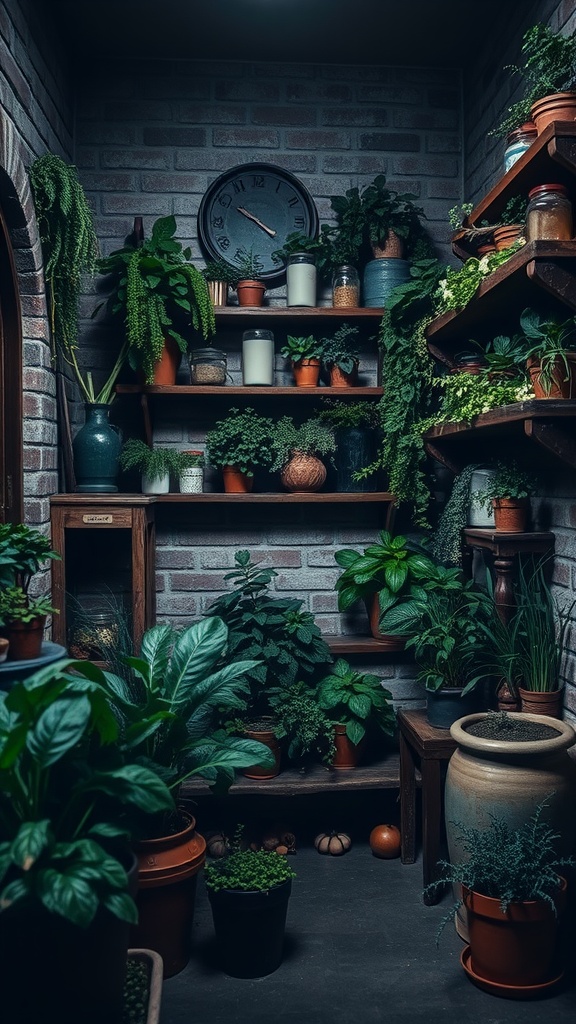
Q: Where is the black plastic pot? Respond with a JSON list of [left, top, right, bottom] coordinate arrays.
[[334, 427, 377, 492], [426, 688, 480, 730], [208, 879, 292, 977]]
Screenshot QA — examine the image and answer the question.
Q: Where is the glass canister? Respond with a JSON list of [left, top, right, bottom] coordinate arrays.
[[189, 348, 227, 385], [525, 183, 573, 242], [332, 265, 360, 307], [286, 253, 317, 307], [504, 122, 537, 173], [242, 329, 275, 385]]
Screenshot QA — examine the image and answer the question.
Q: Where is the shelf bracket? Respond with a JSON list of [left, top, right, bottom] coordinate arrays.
[[423, 440, 462, 476], [525, 418, 576, 468], [527, 260, 576, 311], [549, 136, 576, 177]]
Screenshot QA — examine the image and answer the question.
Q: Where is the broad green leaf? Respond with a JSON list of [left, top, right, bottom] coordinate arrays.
[[334, 549, 361, 568], [384, 563, 408, 593], [139, 623, 174, 689], [83, 764, 173, 813], [349, 693, 372, 719], [104, 892, 139, 924], [10, 820, 51, 871], [0, 877, 30, 909], [36, 867, 98, 928], [346, 720, 365, 746], [26, 695, 91, 768]]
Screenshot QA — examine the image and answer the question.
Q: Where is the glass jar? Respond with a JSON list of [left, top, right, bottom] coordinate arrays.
[[242, 329, 275, 385], [332, 265, 360, 307], [189, 347, 227, 385], [504, 122, 537, 173], [525, 183, 573, 242], [286, 253, 317, 306], [68, 611, 119, 660]]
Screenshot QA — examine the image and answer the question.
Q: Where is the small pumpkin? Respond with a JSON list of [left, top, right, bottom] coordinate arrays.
[[206, 832, 230, 859], [369, 824, 401, 859], [314, 831, 352, 856]]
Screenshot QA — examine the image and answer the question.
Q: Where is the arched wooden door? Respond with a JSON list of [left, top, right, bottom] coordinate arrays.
[[0, 203, 23, 523]]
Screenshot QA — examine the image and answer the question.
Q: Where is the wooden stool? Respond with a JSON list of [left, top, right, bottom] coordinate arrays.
[[397, 708, 457, 904]]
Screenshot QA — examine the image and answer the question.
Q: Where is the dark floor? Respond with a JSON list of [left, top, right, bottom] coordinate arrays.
[[159, 792, 575, 1023]]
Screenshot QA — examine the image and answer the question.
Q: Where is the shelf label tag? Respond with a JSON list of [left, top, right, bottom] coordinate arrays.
[[82, 514, 114, 524]]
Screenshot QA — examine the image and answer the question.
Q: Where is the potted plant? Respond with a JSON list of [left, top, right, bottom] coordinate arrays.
[[316, 658, 395, 768], [204, 827, 296, 978], [119, 439, 197, 494], [474, 460, 533, 532], [270, 416, 336, 492], [0, 659, 174, 1024], [234, 248, 266, 307], [321, 322, 361, 386], [179, 450, 205, 494], [0, 522, 61, 660], [318, 399, 380, 492], [205, 406, 274, 492], [360, 173, 425, 260], [520, 307, 576, 399], [280, 334, 324, 387], [201, 259, 239, 307], [97, 215, 216, 385], [95, 616, 273, 975], [491, 195, 527, 251], [268, 680, 336, 771], [491, 24, 576, 137], [428, 803, 574, 993], [513, 562, 575, 717], [483, 332, 528, 378]]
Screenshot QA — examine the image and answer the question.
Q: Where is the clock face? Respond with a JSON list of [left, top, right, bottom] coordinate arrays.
[[198, 162, 319, 281]]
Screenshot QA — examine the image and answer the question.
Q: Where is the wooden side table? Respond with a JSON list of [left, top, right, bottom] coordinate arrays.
[[397, 708, 457, 904], [461, 528, 554, 624]]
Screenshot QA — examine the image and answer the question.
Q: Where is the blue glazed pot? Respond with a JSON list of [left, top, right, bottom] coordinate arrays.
[[362, 258, 411, 307], [73, 404, 121, 493]]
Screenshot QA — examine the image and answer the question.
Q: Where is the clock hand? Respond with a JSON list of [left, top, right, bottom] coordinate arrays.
[[236, 206, 277, 238]]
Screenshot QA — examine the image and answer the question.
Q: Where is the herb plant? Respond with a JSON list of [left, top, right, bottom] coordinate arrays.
[[0, 587, 56, 626], [448, 203, 474, 231], [204, 832, 296, 892], [474, 460, 533, 513], [268, 681, 336, 768], [235, 248, 265, 281], [201, 260, 240, 286], [520, 306, 576, 394], [499, 195, 527, 226], [280, 335, 323, 363], [206, 407, 274, 476], [0, 523, 60, 592], [119, 440, 197, 480], [514, 562, 574, 693], [321, 323, 360, 374], [270, 417, 336, 471], [484, 333, 528, 376], [360, 173, 425, 253], [492, 24, 576, 137], [316, 658, 395, 745]]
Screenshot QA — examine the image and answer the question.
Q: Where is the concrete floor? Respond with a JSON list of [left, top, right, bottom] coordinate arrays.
[[159, 792, 575, 1023]]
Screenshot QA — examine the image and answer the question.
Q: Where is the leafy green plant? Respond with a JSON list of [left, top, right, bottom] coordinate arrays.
[[204, 829, 296, 892], [0, 659, 173, 927], [448, 203, 474, 231], [0, 523, 60, 593], [271, 230, 328, 275], [435, 244, 525, 315], [327, 186, 365, 269], [97, 215, 215, 385], [335, 530, 434, 610], [280, 335, 323, 362], [0, 587, 56, 626], [492, 24, 576, 137], [270, 417, 336, 471], [119, 439, 196, 479], [474, 461, 533, 513], [201, 260, 239, 286], [431, 464, 481, 567], [320, 323, 360, 374], [206, 407, 274, 476], [318, 399, 380, 429], [268, 681, 336, 768], [520, 306, 576, 394], [205, 550, 333, 715], [234, 247, 264, 281], [28, 155, 118, 403], [484, 333, 528, 376], [316, 658, 395, 745], [360, 173, 425, 253], [426, 371, 533, 427], [95, 617, 273, 804], [426, 802, 574, 935], [499, 195, 527, 226]]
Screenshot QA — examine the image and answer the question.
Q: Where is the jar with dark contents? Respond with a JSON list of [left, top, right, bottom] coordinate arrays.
[[332, 265, 360, 307], [525, 183, 573, 242]]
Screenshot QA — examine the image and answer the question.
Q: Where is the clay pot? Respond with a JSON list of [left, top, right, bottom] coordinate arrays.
[[281, 453, 326, 492], [492, 497, 528, 532], [222, 466, 254, 493], [527, 352, 576, 399], [372, 230, 404, 259], [332, 724, 365, 769], [367, 594, 407, 649], [492, 224, 524, 251], [495, 678, 520, 712], [1, 616, 46, 661], [329, 363, 358, 387], [242, 719, 281, 779], [463, 878, 566, 987], [518, 686, 563, 719], [236, 280, 266, 307], [292, 358, 320, 387], [530, 91, 576, 134], [152, 336, 181, 385], [130, 811, 206, 978]]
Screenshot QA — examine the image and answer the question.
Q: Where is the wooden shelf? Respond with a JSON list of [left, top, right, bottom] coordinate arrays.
[[154, 491, 394, 504], [116, 384, 383, 397], [325, 636, 406, 655], [453, 122, 576, 258], [424, 399, 576, 472], [181, 753, 401, 797], [214, 306, 384, 323]]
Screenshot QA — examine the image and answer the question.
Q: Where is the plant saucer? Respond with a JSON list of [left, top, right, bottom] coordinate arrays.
[[461, 946, 564, 1000]]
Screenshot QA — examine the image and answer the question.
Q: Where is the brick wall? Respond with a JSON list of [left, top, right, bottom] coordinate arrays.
[[463, 0, 576, 724], [0, 0, 73, 551]]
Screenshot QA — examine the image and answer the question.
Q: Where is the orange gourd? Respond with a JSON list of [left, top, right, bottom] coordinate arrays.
[[369, 824, 401, 859]]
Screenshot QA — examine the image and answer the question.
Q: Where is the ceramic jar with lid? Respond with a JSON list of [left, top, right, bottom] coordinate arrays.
[[242, 329, 275, 385], [525, 183, 573, 242], [286, 253, 316, 306], [504, 122, 537, 172], [189, 348, 227, 385]]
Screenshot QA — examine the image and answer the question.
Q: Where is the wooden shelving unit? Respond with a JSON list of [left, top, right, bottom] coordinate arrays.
[[461, 527, 555, 624], [116, 384, 383, 397], [154, 491, 394, 505], [213, 306, 384, 323]]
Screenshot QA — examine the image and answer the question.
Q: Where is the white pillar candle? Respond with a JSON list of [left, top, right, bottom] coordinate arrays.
[[287, 255, 317, 307], [242, 330, 275, 385]]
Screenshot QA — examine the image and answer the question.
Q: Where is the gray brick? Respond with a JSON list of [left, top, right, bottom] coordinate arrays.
[[179, 104, 246, 125], [359, 133, 420, 152], [252, 106, 316, 127], [100, 149, 172, 169], [213, 127, 279, 148], [322, 108, 389, 127], [143, 127, 206, 147], [286, 129, 351, 150]]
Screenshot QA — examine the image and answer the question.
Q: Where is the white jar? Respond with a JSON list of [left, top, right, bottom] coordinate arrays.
[[242, 329, 275, 385], [286, 253, 317, 307], [468, 468, 496, 527], [142, 471, 170, 494], [179, 467, 204, 493]]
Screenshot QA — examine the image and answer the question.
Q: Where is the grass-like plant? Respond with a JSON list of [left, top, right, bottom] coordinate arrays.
[[204, 827, 296, 892], [235, 247, 265, 281], [119, 439, 196, 479], [206, 407, 274, 476], [316, 658, 395, 745], [520, 306, 576, 395], [270, 417, 336, 471], [514, 562, 575, 693]]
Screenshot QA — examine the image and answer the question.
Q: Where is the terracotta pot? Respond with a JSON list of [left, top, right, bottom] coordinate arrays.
[[329, 363, 358, 387], [372, 230, 404, 259], [130, 811, 206, 978], [492, 497, 528, 532], [236, 280, 266, 307], [463, 878, 566, 987], [222, 466, 254, 493], [367, 594, 407, 649], [530, 91, 576, 134], [332, 724, 366, 769], [242, 720, 281, 779], [492, 224, 523, 251], [2, 615, 46, 661], [206, 280, 228, 306], [495, 678, 520, 712], [518, 686, 563, 719], [527, 352, 576, 399], [152, 336, 181, 385], [281, 453, 326, 492], [292, 358, 320, 387], [476, 242, 496, 256]]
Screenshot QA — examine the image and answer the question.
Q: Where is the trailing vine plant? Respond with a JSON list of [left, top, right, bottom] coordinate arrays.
[[435, 241, 525, 315]]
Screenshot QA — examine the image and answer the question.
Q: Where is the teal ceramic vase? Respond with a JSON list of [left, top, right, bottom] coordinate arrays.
[[73, 404, 121, 493]]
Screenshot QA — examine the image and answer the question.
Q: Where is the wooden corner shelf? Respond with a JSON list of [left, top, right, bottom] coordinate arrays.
[[325, 636, 407, 655]]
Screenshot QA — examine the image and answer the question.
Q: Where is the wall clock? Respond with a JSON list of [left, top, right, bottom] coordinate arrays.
[[197, 162, 319, 281]]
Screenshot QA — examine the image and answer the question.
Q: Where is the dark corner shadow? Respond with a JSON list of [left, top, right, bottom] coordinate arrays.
[[193, 931, 305, 977]]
